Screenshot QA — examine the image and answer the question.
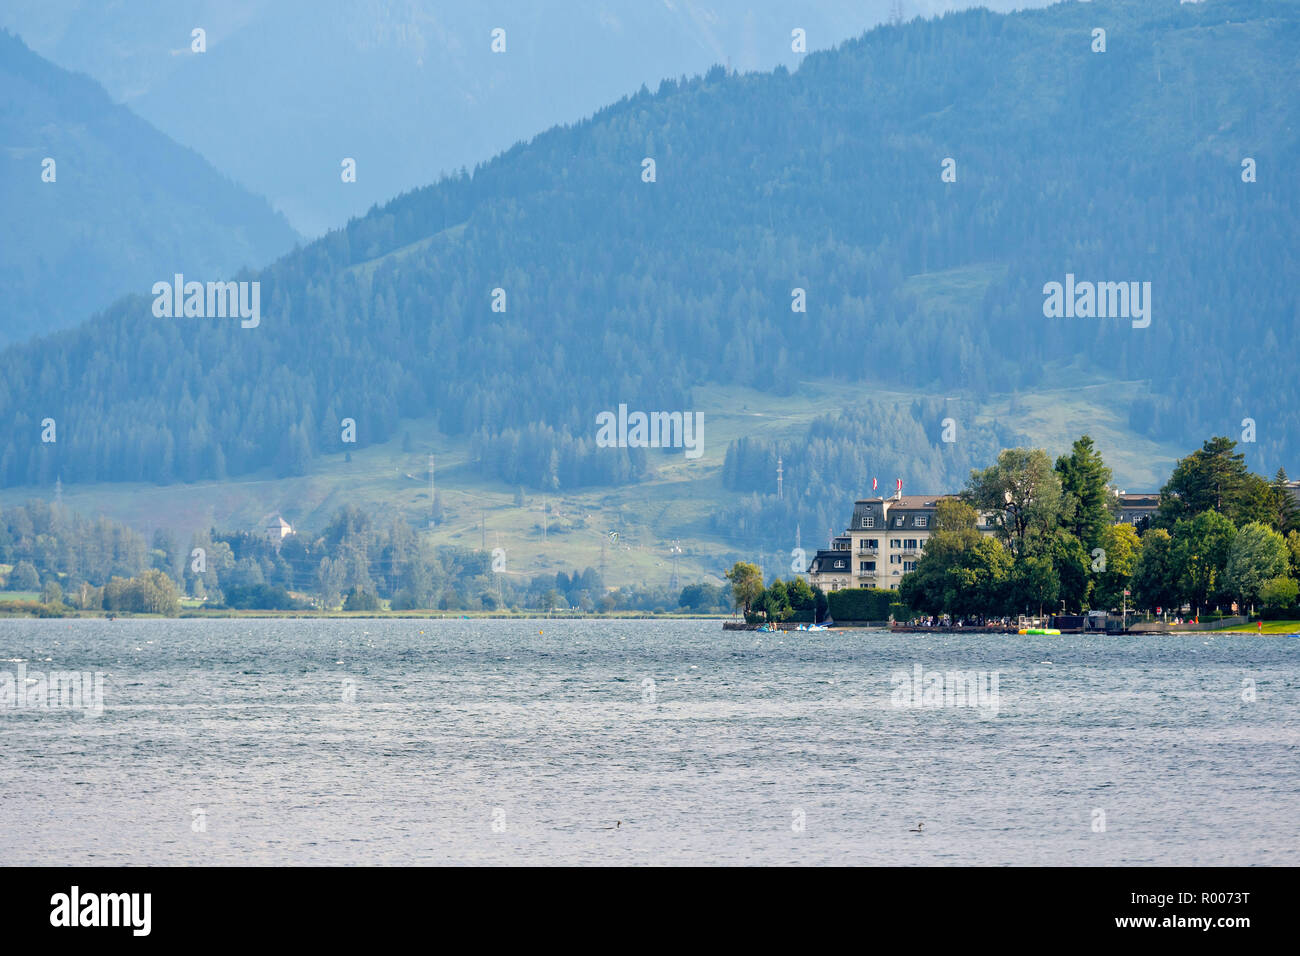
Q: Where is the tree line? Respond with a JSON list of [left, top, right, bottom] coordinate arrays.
[[1, 499, 730, 616], [898, 435, 1298, 619], [723, 435, 1300, 623]]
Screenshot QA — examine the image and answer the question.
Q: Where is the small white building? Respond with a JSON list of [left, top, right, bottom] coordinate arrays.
[[266, 515, 294, 541]]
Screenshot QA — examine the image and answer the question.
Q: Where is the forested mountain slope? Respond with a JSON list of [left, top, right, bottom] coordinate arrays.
[[1, 0, 1295, 490]]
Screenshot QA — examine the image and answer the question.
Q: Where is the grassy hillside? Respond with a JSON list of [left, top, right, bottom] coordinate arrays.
[[1, 373, 1184, 589]]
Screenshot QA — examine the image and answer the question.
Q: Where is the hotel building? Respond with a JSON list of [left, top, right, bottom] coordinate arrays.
[[807, 493, 996, 593]]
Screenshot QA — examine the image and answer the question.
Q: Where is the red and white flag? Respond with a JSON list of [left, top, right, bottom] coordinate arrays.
[[872, 477, 878, 491], [895, 478, 903, 492]]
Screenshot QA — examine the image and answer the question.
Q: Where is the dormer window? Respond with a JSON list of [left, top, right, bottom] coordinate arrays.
[[917, 516, 927, 528], [862, 515, 874, 528], [895, 516, 904, 527]]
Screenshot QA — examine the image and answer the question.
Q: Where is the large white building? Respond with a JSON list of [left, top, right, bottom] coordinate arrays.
[[808, 486, 1168, 592], [807, 493, 996, 592]]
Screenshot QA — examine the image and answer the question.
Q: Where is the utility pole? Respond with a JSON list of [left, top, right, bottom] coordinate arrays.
[[777, 457, 784, 501], [427, 454, 435, 528], [669, 540, 682, 591]]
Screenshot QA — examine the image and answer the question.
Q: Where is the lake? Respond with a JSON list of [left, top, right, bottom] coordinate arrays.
[[1, 618, 1296, 865]]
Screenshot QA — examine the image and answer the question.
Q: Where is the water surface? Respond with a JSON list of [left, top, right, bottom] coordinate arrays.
[[1, 618, 1296, 865]]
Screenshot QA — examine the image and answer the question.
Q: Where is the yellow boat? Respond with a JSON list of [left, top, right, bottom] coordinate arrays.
[[1018, 627, 1061, 635]]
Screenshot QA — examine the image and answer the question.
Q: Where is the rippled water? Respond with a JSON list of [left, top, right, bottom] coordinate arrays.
[[0, 617, 1296, 865]]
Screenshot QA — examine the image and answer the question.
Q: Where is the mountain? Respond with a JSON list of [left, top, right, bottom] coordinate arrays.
[[0, 30, 299, 345], [1, 0, 1296, 501], [0, 0, 1049, 237]]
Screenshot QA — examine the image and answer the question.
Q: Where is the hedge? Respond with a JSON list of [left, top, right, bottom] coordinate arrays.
[[827, 588, 895, 622]]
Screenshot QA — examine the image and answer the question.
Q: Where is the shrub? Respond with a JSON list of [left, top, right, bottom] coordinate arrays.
[[827, 588, 895, 622], [103, 570, 181, 616], [11, 560, 39, 591], [1260, 576, 1299, 612], [223, 583, 298, 610], [343, 587, 381, 612]]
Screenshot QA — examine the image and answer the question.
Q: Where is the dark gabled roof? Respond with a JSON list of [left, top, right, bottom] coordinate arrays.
[[1117, 493, 1160, 507], [808, 549, 851, 573], [849, 496, 946, 532]]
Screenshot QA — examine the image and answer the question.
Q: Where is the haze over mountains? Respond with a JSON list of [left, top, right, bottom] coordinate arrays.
[[0, 0, 1049, 238], [2, 0, 1295, 509], [0, 30, 298, 345]]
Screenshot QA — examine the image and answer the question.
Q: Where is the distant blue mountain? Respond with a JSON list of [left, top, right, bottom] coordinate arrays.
[[0, 0, 1048, 237], [0, 30, 299, 345]]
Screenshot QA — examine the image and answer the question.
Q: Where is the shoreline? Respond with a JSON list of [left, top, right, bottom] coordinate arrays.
[[0, 607, 1294, 634], [0, 607, 731, 621]]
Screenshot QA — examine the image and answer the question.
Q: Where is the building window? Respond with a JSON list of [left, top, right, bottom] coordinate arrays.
[[890, 539, 902, 549], [859, 561, 876, 572], [904, 539, 917, 550], [890, 554, 902, 564], [903, 561, 916, 572], [862, 515, 874, 528], [895, 516, 904, 527], [917, 516, 927, 528]]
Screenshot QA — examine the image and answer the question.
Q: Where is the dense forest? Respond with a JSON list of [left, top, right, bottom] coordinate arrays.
[[716, 398, 1026, 547], [1, 1, 1296, 491]]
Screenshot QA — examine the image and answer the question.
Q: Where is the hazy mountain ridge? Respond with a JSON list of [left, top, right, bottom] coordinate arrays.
[[0, 29, 300, 344], [0, 0, 1049, 237]]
